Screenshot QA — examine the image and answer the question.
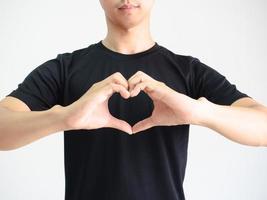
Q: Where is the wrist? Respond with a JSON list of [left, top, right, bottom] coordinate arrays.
[[190, 97, 216, 127], [49, 104, 72, 131]]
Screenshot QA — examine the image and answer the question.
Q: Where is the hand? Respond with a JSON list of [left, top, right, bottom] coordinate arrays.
[[127, 71, 201, 134], [62, 72, 133, 134]]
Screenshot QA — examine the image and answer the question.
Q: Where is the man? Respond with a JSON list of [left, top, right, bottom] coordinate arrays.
[[0, 0, 266, 200]]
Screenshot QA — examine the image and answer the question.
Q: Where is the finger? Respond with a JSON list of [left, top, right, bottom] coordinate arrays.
[[132, 117, 154, 134], [105, 72, 129, 90], [128, 71, 152, 92], [107, 115, 133, 135], [105, 83, 131, 99], [128, 70, 151, 83], [130, 81, 155, 97], [128, 76, 144, 93]]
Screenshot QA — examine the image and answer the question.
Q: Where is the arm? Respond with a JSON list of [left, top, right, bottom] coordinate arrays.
[[0, 72, 133, 151], [192, 96, 267, 147], [0, 97, 67, 151], [126, 71, 267, 147]]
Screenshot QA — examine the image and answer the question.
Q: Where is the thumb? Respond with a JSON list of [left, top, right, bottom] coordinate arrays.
[[107, 115, 133, 135], [132, 117, 154, 134]]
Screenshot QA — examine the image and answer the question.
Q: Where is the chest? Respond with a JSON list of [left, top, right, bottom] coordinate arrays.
[[62, 58, 189, 125]]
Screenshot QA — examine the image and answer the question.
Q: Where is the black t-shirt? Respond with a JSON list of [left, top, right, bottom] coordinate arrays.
[[7, 40, 250, 200]]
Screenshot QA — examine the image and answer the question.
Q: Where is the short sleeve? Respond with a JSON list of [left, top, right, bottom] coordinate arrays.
[[6, 54, 65, 111], [189, 57, 252, 105]]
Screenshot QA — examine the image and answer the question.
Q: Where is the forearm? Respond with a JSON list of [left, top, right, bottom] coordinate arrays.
[[192, 99, 267, 147], [0, 105, 68, 151]]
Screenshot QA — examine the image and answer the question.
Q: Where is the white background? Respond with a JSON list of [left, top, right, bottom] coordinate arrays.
[[0, 0, 266, 199]]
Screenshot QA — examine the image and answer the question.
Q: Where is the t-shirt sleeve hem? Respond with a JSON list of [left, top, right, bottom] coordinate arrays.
[[6, 90, 43, 111], [220, 92, 252, 106]]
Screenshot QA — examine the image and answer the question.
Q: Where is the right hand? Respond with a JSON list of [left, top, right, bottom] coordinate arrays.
[[62, 72, 132, 134]]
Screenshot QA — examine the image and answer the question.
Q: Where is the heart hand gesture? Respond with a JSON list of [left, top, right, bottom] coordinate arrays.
[[61, 71, 204, 135], [62, 72, 132, 134], [128, 71, 201, 134]]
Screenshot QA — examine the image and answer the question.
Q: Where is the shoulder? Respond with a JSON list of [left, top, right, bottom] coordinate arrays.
[[57, 42, 99, 61], [158, 44, 199, 65], [53, 42, 100, 70], [157, 44, 202, 74]]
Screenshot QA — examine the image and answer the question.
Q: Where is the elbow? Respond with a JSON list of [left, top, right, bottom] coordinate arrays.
[[0, 145, 18, 151], [0, 143, 21, 151], [236, 133, 267, 147], [258, 113, 267, 147], [0, 146, 17, 151], [251, 110, 267, 147], [0, 134, 20, 151], [258, 132, 267, 147]]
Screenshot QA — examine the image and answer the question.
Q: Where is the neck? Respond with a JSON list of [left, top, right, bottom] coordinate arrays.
[[102, 16, 155, 54]]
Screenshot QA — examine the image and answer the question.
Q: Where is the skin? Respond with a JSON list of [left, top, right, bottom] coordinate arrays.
[[1, 0, 267, 150], [127, 71, 267, 147], [0, 72, 133, 150], [99, 0, 156, 54], [97, 0, 267, 146]]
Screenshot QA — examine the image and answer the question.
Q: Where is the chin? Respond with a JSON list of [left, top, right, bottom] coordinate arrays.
[[121, 21, 146, 30], [108, 14, 145, 29]]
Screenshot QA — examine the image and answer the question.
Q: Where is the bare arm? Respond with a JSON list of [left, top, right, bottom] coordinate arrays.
[[0, 72, 133, 151], [0, 97, 67, 151], [192, 97, 267, 147], [126, 71, 267, 147]]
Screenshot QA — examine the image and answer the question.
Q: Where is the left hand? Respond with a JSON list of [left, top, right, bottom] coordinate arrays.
[[128, 71, 205, 134]]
